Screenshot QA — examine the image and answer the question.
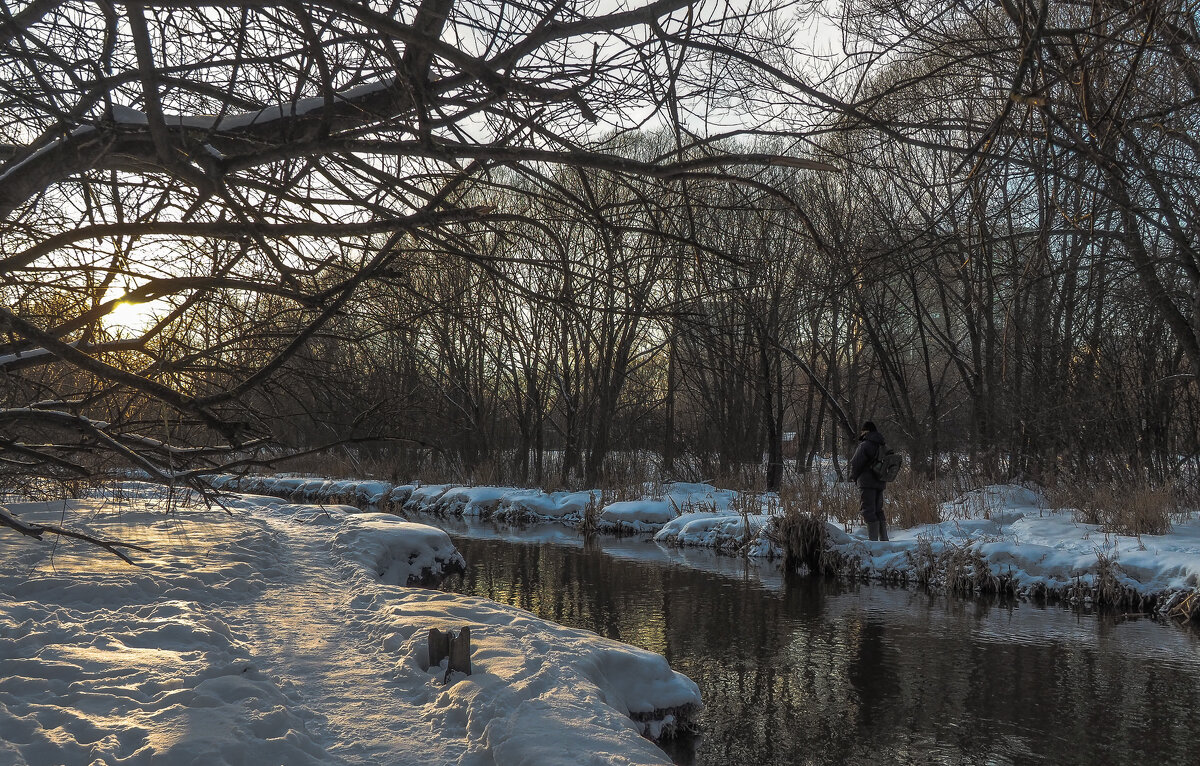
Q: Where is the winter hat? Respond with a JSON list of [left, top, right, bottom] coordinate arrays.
[[860, 421, 877, 432]]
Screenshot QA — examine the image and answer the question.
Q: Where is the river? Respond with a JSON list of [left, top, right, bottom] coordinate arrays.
[[430, 518, 1200, 766]]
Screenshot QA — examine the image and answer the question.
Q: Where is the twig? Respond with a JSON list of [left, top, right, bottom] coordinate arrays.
[[0, 505, 150, 564]]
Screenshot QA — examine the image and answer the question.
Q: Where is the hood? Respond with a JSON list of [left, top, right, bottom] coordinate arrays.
[[863, 430, 886, 446]]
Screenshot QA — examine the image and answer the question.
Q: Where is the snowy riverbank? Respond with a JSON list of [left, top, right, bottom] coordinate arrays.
[[210, 475, 1200, 621], [0, 486, 700, 765]]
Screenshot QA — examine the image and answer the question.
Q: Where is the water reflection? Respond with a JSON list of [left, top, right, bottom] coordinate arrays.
[[440, 529, 1200, 766]]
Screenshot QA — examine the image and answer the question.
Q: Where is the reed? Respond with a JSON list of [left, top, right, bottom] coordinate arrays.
[[886, 473, 949, 528], [1049, 480, 1177, 536]]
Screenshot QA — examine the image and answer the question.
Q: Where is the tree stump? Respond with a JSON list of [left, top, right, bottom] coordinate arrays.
[[428, 626, 472, 683]]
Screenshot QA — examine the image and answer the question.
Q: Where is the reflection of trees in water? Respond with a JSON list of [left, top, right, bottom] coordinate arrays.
[[443, 537, 1200, 766], [448, 539, 644, 647]]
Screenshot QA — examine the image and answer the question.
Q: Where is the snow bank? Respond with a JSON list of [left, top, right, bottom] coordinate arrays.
[[0, 497, 324, 765], [653, 484, 1199, 597], [207, 473, 1200, 617], [658, 483, 1200, 615], [210, 475, 744, 534], [821, 488, 1200, 601], [0, 486, 701, 765], [377, 589, 701, 761]]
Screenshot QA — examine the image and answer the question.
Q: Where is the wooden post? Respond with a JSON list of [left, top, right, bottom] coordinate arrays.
[[448, 627, 471, 676], [429, 626, 472, 684], [428, 628, 451, 668]]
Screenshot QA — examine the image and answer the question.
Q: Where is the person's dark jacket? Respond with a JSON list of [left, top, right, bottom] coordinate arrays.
[[850, 430, 887, 490]]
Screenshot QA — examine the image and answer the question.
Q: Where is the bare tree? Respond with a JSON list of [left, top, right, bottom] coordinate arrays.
[[0, 0, 836, 549]]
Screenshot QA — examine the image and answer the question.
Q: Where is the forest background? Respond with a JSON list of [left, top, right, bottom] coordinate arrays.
[[2, 0, 1198, 541]]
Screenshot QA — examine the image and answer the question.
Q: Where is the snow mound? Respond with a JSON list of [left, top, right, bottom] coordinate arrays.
[[498, 490, 593, 521], [598, 500, 676, 532], [404, 484, 459, 512], [654, 511, 755, 549], [332, 513, 466, 586], [435, 486, 517, 516]]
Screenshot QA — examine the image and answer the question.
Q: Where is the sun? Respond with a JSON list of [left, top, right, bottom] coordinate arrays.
[[104, 300, 158, 335]]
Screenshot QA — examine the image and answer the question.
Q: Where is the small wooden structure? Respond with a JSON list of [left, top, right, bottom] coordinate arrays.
[[428, 626, 472, 683]]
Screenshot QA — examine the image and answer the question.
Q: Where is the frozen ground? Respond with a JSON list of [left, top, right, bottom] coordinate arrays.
[[212, 475, 1200, 617], [0, 486, 700, 766]]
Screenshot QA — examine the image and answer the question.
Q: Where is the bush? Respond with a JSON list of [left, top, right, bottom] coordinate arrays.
[[1051, 480, 1177, 536], [887, 473, 949, 528]]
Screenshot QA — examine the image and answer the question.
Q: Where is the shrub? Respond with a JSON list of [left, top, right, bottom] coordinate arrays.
[[771, 507, 831, 575], [1051, 481, 1176, 536], [887, 473, 948, 528]]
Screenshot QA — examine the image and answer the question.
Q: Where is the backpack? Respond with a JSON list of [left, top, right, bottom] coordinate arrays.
[[871, 449, 903, 482]]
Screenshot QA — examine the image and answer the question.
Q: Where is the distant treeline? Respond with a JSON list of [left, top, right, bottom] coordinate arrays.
[[263, 130, 1200, 491]]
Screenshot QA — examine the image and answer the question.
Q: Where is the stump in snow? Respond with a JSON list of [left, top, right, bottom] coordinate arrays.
[[428, 626, 472, 683]]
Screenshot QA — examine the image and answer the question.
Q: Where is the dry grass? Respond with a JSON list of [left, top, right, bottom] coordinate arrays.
[[723, 491, 764, 546], [579, 492, 601, 535], [1049, 480, 1179, 536], [593, 483, 640, 505], [804, 477, 859, 526], [774, 472, 948, 531], [1091, 547, 1123, 605], [771, 505, 832, 575], [1063, 546, 1156, 612], [909, 536, 939, 588], [908, 533, 1005, 594], [886, 473, 950, 528], [1166, 590, 1200, 623]]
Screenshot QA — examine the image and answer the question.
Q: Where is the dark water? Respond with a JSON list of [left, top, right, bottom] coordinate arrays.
[[434, 519, 1200, 766]]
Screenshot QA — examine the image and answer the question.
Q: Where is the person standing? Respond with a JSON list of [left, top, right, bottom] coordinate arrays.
[[850, 421, 889, 541]]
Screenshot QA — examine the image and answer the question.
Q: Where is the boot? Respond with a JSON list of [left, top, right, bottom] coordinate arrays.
[[878, 517, 889, 542], [867, 521, 880, 541]]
